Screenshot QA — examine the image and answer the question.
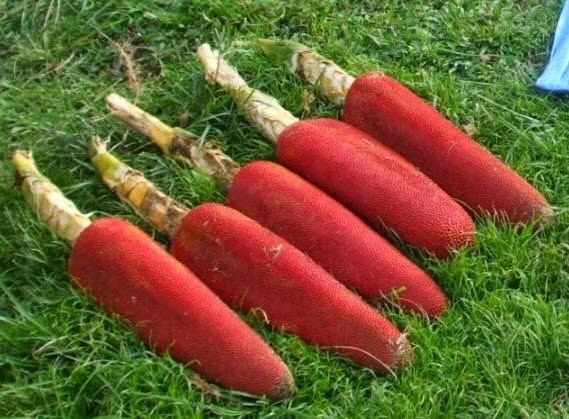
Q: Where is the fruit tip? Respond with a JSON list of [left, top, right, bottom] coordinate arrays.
[[536, 204, 555, 226], [442, 221, 477, 259], [195, 43, 241, 89], [422, 295, 449, 320], [271, 365, 296, 401], [394, 334, 415, 371]]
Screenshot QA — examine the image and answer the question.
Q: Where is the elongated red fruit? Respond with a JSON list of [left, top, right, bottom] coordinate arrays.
[[343, 73, 552, 224], [228, 161, 447, 317], [69, 217, 293, 399], [277, 118, 476, 258], [171, 203, 413, 373]]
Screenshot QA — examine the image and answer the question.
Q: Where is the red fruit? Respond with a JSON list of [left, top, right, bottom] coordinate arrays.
[[343, 73, 552, 224], [277, 118, 476, 258], [228, 161, 447, 317], [170, 203, 413, 373], [68, 217, 293, 399]]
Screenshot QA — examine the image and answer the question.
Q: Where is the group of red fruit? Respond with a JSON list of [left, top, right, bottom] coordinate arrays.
[[12, 41, 551, 400]]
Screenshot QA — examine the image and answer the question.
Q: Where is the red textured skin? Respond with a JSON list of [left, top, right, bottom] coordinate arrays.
[[227, 161, 447, 317], [68, 217, 292, 398], [277, 119, 475, 258], [170, 203, 411, 373], [343, 73, 551, 224]]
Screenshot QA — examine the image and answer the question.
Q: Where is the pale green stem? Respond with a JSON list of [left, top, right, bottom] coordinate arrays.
[[89, 136, 188, 238]]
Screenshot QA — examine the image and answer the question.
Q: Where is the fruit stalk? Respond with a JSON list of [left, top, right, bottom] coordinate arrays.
[[106, 93, 239, 188], [196, 43, 299, 144], [11, 150, 91, 244], [89, 136, 188, 237], [258, 39, 355, 105]]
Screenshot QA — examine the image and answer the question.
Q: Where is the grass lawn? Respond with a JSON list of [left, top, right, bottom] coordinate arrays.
[[1, 0, 569, 416]]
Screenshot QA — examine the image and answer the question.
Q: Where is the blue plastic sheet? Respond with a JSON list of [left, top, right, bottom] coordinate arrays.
[[536, 0, 569, 93]]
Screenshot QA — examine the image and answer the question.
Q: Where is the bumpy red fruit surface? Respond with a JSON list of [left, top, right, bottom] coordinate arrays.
[[343, 73, 552, 224], [277, 119, 475, 258], [228, 161, 447, 317], [68, 217, 293, 399], [170, 203, 412, 373]]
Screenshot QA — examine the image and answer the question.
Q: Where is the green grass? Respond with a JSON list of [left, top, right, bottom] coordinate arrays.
[[1, 0, 568, 416]]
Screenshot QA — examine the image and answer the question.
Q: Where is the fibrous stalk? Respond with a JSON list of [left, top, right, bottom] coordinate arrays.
[[106, 93, 239, 189], [258, 39, 355, 105], [196, 43, 299, 144], [11, 150, 91, 245], [89, 137, 188, 238]]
